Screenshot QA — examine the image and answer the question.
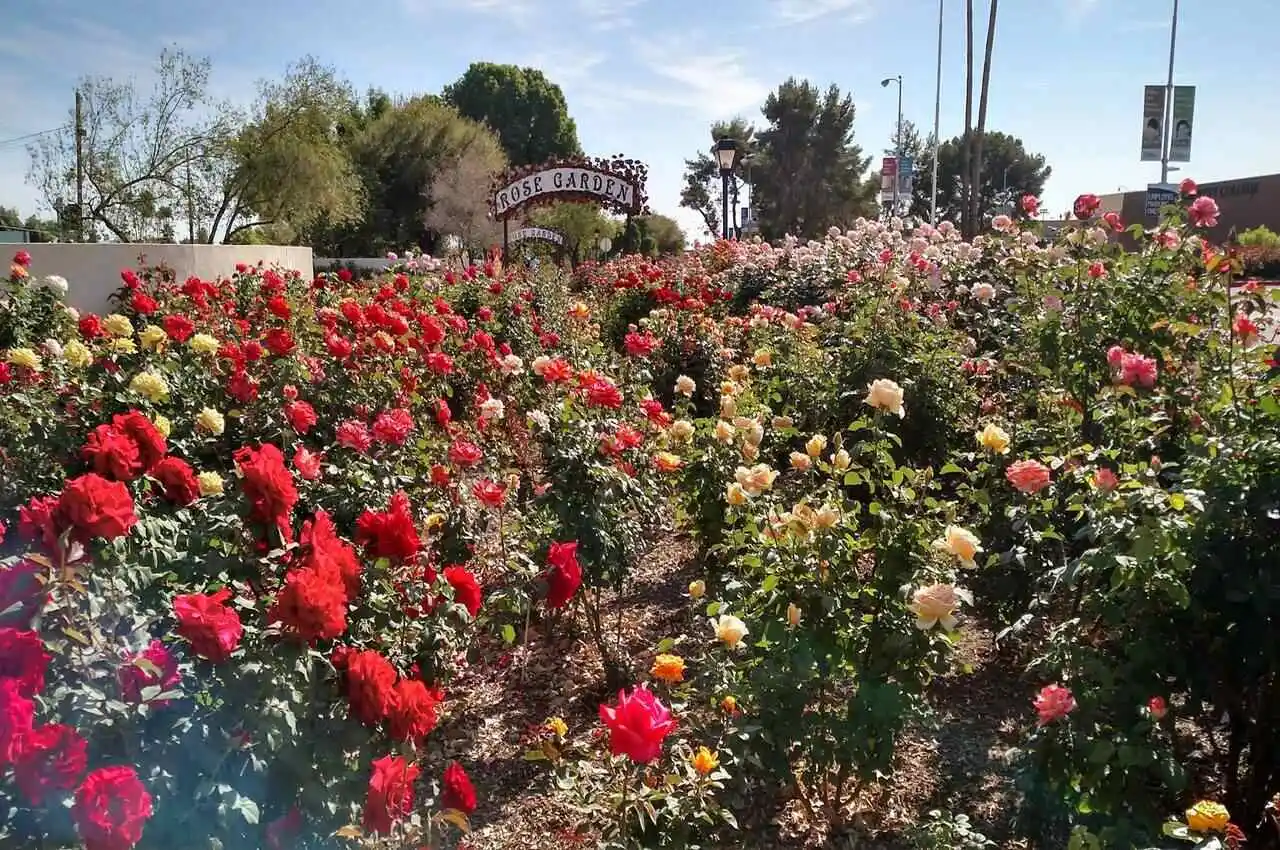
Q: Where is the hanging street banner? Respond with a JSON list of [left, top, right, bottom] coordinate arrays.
[[1169, 85, 1196, 163], [510, 226, 566, 247], [1140, 85, 1165, 162], [1145, 182, 1178, 218], [896, 156, 915, 198], [880, 156, 898, 204]]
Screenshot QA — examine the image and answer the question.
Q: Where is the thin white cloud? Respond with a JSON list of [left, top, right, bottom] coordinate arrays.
[[770, 0, 874, 26], [399, 0, 541, 25], [624, 40, 772, 118], [577, 0, 647, 30]]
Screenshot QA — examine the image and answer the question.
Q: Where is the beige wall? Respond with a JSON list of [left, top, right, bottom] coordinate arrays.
[[17, 244, 314, 315]]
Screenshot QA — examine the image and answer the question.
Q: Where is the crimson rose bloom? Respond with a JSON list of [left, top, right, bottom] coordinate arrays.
[[112, 412, 166, 472], [344, 650, 397, 725], [544, 542, 582, 609], [73, 765, 153, 850], [79, 314, 105, 339], [18, 494, 60, 554], [270, 565, 348, 642], [598, 684, 677, 764], [0, 627, 51, 696], [161, 314, 195, 343], [440, 761, 477, 814], [14, 722, 88, 805], [300, 511, 362, 599], [56, 474, 138, 542], [448, 439, 483, 467], [82, 423, 142, 481], [150, 457, 200, 506], [234, 443, 298, 535], [355, 492, 420, 563], [263, 327, 295, 356], [371, 408, 414, 445], [471, 479, 506, 509], [0, 559, 48, 628], [444, 566, 482, 617], [0, 679, 35, 765], [362, 755, 420, 836], [173, 588, 243, 662], [283, 401, 318, 434], [118, 640, 181, 705], [387, 679, 443, 743], [292, 447, 323, 481]]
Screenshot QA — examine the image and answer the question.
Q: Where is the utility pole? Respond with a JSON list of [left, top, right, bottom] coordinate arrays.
[[1159, 0, 1180, 185], [186, 160, 196, 243], [931, 0, 944, 225], [74, 89, 85, 242]]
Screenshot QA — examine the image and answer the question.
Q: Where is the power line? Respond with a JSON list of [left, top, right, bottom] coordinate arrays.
[[0, 125, 71, 150]]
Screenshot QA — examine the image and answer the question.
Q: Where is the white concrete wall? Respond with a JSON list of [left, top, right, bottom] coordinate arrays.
[[16, 244, 314, 315]]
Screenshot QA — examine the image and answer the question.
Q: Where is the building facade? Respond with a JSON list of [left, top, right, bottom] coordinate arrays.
[[1098, 173, 1280, 242]]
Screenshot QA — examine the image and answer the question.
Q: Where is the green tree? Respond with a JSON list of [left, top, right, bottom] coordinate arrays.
[[751, 79, 877, 240], [528, 202, 620, 266], [635, 213, 686, 256], [442, 63, 581, 167], [679, 118, 756, 240], [909, 130, 1049, 225]]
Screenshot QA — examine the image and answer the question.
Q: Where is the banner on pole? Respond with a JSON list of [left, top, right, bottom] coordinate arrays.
[[880, 157, 897, 204], [1140, 85, 1165, 162], [896, 156, 915, 197], [1169, 85, 1195, 163]]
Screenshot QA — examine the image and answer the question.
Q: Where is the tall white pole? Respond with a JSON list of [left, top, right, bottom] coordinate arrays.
[[930, 0, 944, 225], [893, 77, 903, 214], [1159, 0, 1179, 185]]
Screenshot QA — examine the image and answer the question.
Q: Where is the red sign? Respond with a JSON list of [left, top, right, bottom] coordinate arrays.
[[881, 156, 898, 177]]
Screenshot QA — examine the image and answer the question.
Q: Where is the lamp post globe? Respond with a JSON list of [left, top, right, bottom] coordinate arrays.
[[713, 138, 739, 240]]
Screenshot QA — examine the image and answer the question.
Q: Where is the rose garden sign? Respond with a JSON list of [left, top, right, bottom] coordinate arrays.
[[490, 155, 649, 259]]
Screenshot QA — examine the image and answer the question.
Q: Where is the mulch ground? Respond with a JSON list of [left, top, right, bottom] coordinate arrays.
[[437, 530, 1033, 850]]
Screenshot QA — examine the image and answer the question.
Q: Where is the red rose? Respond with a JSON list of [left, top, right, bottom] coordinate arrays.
[[362, 755, 419, 836], [292, 447, 323, 481], [444, 566, 482, 618], [266, 295, 291, 319], [130, 292, 158, 314], [112, 412, 166, 472], [161, 314, 195, 343], [227, 370, 260, 403], [270, 566, 348, 642], [73, 765, 153, 850], [265, 807, 303, 849], [120, 269, 140, 289], [371, 408, 414, 445], [433, 397, 452, 427], [336, 420, 372, 452], [263, 328, 295, 357], [150, 457, 200, 506], [283, 401, 317, 434], [599, 685, 677, 764], [0, 559, 48, 627], [344, 650, 397, 726], [56, 474, 138, 543], [0, 628, 50, 696], [14, 723, 88, 805], [387, 679, 442, 743], [300, 511, 362, 601], [0, 680, 34, 765], [82, 423, 142, 481], [18, 494, 60, 553], [440, 761, 477, 814], [544, 542, 582, 609], [448, 439, 483, 468], [234, 444, 298, 536], [173, 588, 243, 662], [355, 492, 420, 563], [471, 479, 506, 510], [13, 250, 30, 267], [1072, 193, 1101, 220], [118, 640, 181, 705], [430, 464, 451, 487]]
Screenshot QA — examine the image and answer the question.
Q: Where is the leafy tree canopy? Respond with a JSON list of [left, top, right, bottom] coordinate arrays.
[[442, 63, 581, 167]]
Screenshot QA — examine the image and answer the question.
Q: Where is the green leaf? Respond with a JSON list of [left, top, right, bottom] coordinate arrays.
[[655, 637, 676, 653], [761, 574, 778, 593], [501, 624, 517, 645], [62, 627, 91, 646]]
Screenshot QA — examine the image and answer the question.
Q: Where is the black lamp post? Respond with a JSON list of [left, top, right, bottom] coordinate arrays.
[[714, 138, 739, 240]]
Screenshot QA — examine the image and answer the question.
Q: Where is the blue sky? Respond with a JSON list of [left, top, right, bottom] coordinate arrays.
[[2, 0, 1278, 244]]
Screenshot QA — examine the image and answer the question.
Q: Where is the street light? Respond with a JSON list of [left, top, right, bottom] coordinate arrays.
[[881, 75, 904, 216], [714, 138, 739, 240]]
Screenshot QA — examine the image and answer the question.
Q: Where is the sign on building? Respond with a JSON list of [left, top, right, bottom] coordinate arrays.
[[1145, 183, 1178, 218]]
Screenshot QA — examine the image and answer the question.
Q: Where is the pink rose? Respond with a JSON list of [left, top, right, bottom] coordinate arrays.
[[1188, 196, 1219, 228], [1006, 460, 1051, 495], [1034, 684, 1076, 726]]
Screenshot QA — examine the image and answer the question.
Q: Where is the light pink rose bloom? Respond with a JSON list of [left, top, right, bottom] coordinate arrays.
[[1007, 459, 1052, 495], [1034, 684, 1076, 726]]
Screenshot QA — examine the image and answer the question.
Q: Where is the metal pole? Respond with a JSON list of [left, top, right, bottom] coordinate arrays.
[[74, 89, 85, 242], [1159, 0, 1179, 185], [721, 171, 730, 240], [930, 0, 944, 225], [893, 77, 902, 214]]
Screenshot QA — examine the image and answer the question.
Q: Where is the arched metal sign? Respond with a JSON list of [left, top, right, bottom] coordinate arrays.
[[510, 226, 567, 247]]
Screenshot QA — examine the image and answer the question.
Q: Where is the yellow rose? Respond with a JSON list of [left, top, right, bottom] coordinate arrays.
[[935, 525, 983, 568], [425, 513, 447, 531], [720, 695, 738, 714], [128, 371, 169, 403], [713, 614, 749, 649], [103, 313, 134, 338], [1185, 801, 1230, 834], [138, 324, 167, 351], [668, 419, 695, 441], [734, 464, 778, 497], [728, 364, 750, 382], [725, 482, 749, 506], [568, 301, 590, 320], [812, 505, 839, 529], [740, 442, 759, 461], [650, 653, 686, 684], [688, 580, 706, 599], [720, 396, 737, 418], [196, 407, 225, 436], [6, 348, 42, 371], [830, 449, 851, 472], [752, 349, 772, 367], [675, 375, 696, 396], [197, 471, 224, 497], [909, 583, 964, 632], [690, 746, 719, 776], [654, 452, 683, 472], [63, 339, 93, 368], [546, 716, 568, 738], [977, 423, 1011, 454], [805, 434, 828, 457], [719, 380, 737, 396], [790, 451, 812, 471], [188, 333, 220, 355], [107, 337, 137, 355], [152, 415, 172, 438], [786, 602, 802, 628], [714, 419, 735, 444], [864, 378, 906, 417]]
